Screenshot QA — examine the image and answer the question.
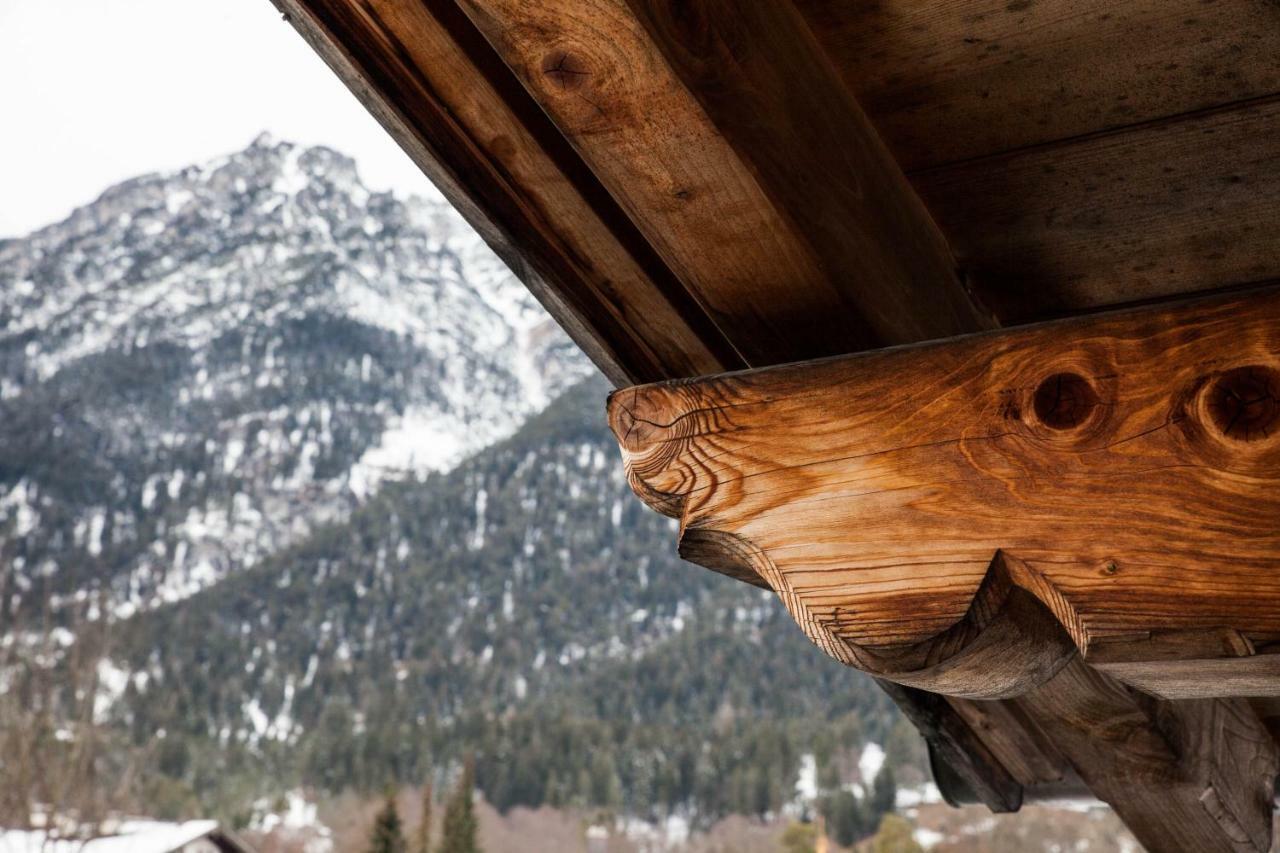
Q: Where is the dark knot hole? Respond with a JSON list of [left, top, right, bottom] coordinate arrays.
[[1206, 366, 1280, 442], [1032, 372, 1099, 431]]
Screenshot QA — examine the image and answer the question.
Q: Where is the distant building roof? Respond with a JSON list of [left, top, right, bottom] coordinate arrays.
[[0, 820, 253, 853]]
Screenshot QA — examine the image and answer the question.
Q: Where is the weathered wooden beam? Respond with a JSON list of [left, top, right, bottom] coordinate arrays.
[[455, 0, 992, 366], [272, 0, 740, 384], [915, 97, 1280, 326], [1088, 630, 1280, 701], [875, 680, 1023, 813], [792, 0, 1280, 171], [609, 288, 1280, 847], [1018, 658, 1278, 853], [608, 289, 1280, 697]]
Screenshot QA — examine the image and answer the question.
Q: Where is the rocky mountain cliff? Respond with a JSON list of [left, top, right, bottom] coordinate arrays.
[[0, 138, 918, 839], [0, 134, 589, 620]]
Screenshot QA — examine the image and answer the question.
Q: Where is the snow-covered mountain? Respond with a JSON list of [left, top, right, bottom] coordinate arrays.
[[0, 138, 926, 843], [0, 134, 590, 618]]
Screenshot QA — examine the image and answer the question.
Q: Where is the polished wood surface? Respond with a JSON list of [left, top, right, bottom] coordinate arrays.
[[609, 289, 1280, 696]]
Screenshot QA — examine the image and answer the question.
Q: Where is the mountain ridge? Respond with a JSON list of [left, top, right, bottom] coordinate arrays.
[[0, 135, 591, 619], [0, 139, 919, 843]]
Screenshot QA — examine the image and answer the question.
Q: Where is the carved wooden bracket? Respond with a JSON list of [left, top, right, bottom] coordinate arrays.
[[608, 290, 1280, 700]]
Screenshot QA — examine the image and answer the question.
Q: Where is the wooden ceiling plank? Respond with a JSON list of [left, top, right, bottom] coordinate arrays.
[[456, 0, 992, 365], [272, 0, 738, 384], [915, 94, 1280, 325], [793, 0, 1280, 171], [608, 288, 1280, 695]]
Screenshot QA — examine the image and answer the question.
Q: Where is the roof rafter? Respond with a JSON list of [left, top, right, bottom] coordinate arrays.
[[455, 0, 993, 366]]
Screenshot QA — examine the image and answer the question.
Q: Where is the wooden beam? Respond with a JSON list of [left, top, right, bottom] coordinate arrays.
[[915, 97, 1280, 326], [456, 0, 992, 366], [875, 680, 1023, 813], [608, 289, 1280, 696], [1088, 630, 1280, 700], [792, 0, 1280, 171], [272, 0, 740, 384], [609, 287, 1280, 846], [1018, 658, 1278, 853], [943, 695, 1085, 800]]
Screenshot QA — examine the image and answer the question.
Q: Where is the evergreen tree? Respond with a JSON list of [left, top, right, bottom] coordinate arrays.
[[415, 783, 433, 853], [822, 789, 867, 847], [439, 758, 479, 853], [871, 764, 897, 824], [368, 791, 408, 853], [815, 754, 842, 792]]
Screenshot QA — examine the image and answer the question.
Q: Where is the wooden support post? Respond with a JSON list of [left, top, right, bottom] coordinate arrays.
[[875, 680, 1023, 813], [1018, 659, 1278, 852]]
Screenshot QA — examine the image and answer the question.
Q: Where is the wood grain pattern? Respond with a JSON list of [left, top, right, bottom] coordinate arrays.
[[609, 289, 1280, 695], [273, 0, 739, 384], [457, 0, 991, 365], [794, 0, 1280, 170], [916, 97, 1280, 325], [1090, 629, 1280, 699], [945, 696, 1072, 790], [1019, 658, 1278, 852]]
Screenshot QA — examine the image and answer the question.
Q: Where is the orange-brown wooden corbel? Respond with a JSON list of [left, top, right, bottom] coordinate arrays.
[[609, 289, 1280, 700]]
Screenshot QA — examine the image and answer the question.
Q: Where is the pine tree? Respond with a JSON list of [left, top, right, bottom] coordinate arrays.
[[870, 765, 897, 825], [415, 782, 433, 853], [875, 758, 896, 814], [439, 757, 479, 853], [369, 790, 408, 853], [822, 789, 868, 847]]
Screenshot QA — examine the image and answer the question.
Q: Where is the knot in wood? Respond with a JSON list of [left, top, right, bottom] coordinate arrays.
[[541, 50, 589, 91], [1206, 366, 1280, 442], [1032, 372, 1099, 430]]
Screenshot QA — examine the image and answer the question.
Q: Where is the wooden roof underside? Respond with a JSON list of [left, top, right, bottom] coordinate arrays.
[[274, 0, 1280, 385], [272, 0, 1280, 848]]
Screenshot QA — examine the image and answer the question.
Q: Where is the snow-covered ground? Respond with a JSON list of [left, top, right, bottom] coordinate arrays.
[[0, 820, 224, 853]]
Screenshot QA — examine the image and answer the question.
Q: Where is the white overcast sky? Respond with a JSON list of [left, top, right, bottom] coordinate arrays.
[[0, 0, 444, 238]]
